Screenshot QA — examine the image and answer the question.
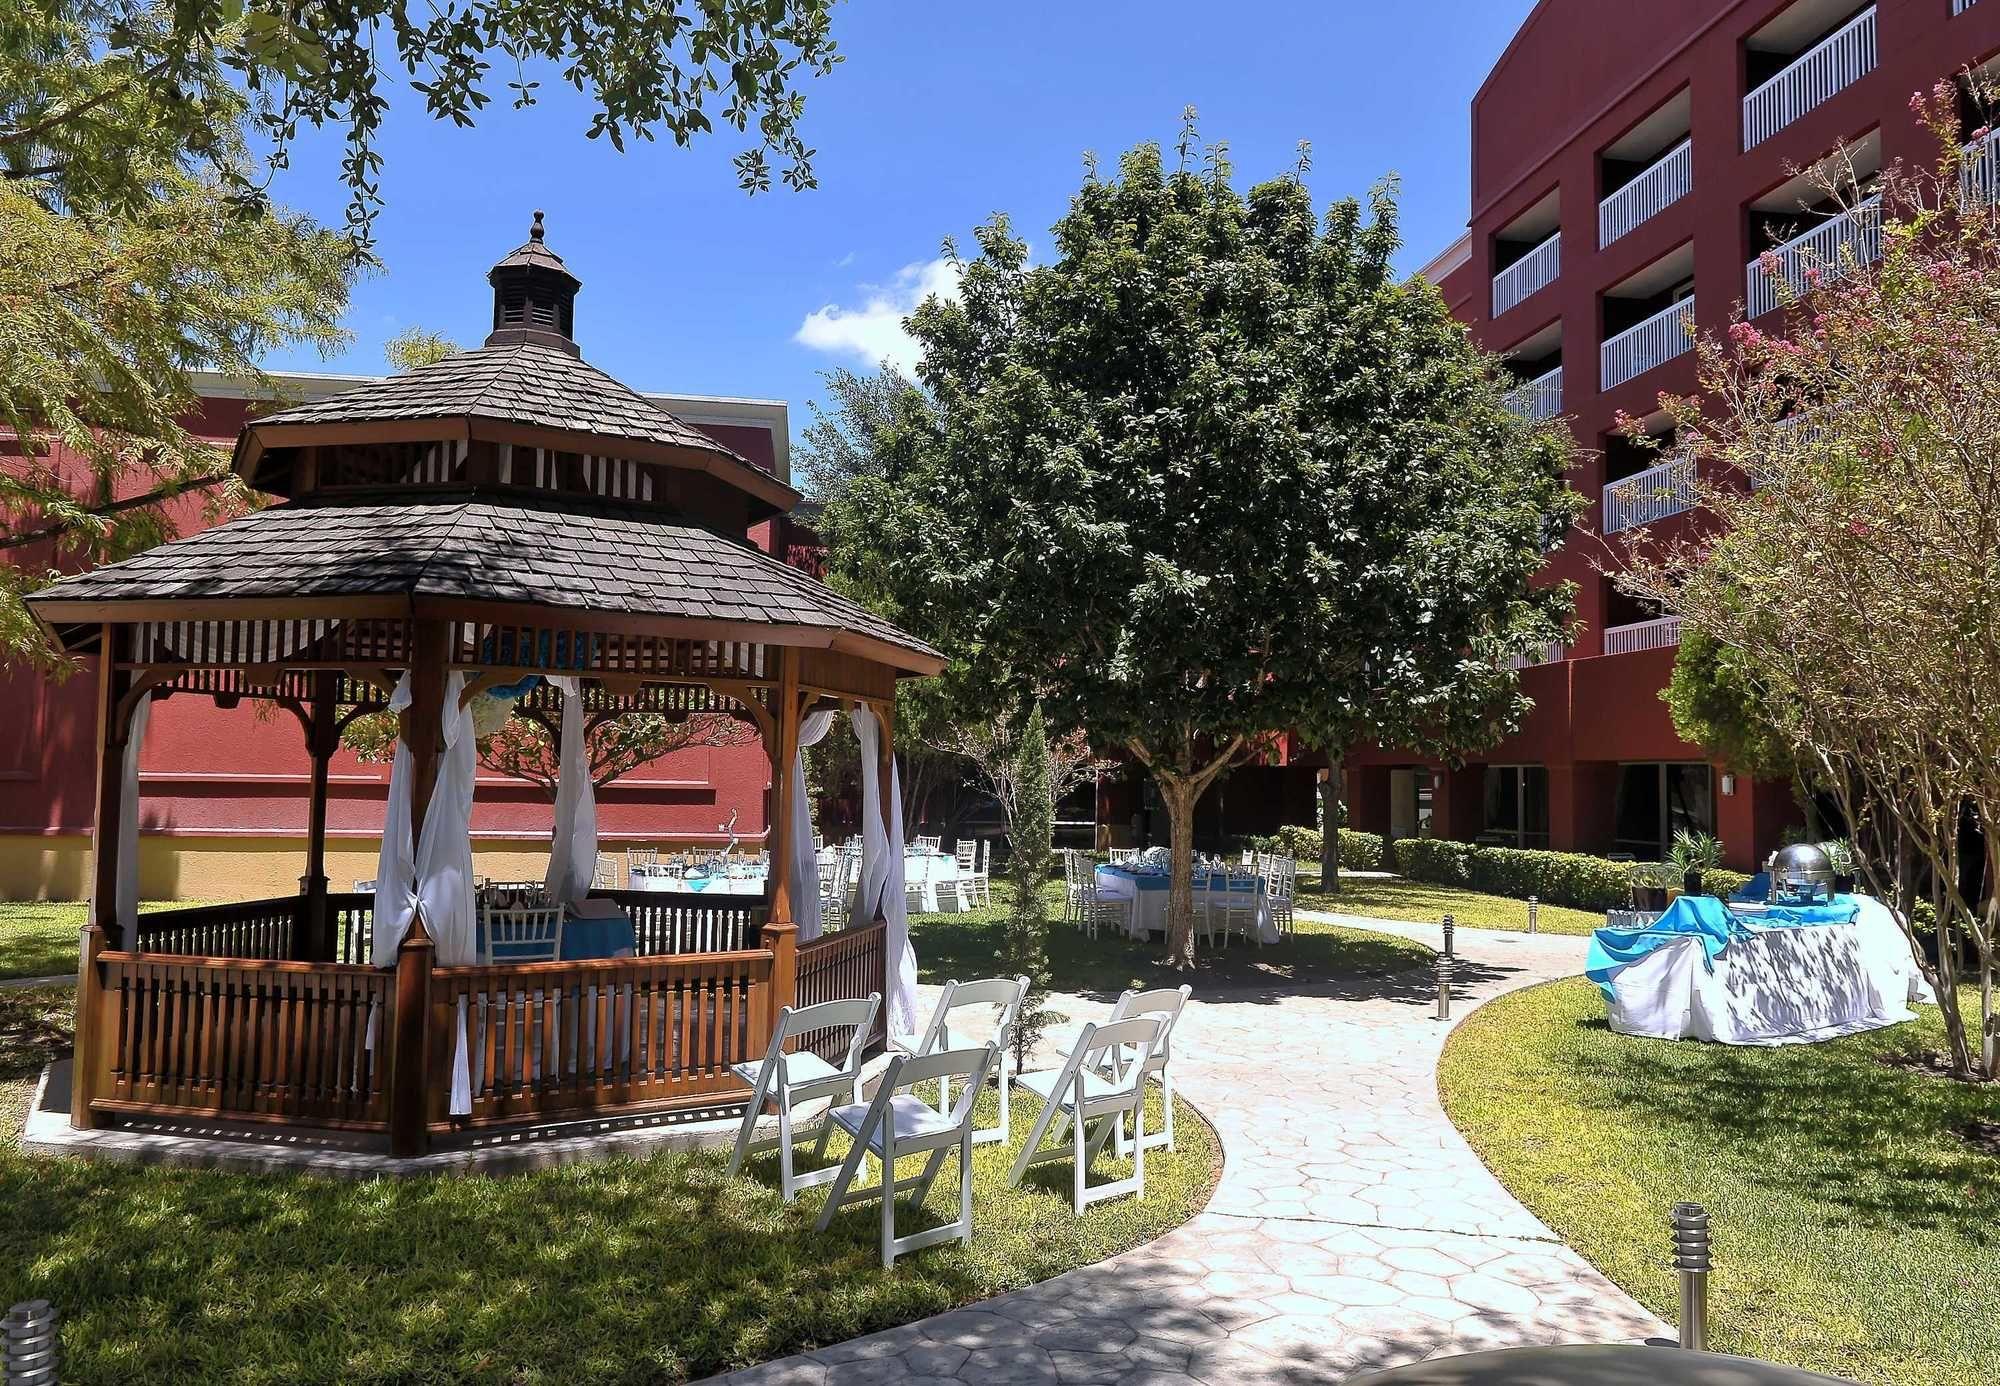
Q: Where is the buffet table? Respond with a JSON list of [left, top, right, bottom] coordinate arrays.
[[1587, 894, 1933, 1045], [627, 864, 767, 896], [1094, 864, 1278, 944]]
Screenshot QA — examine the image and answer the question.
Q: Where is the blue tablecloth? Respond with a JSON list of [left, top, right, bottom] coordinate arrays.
[[476, 909, 636, 962], [1587, 894, 1859, 1000], [1098, 866, 1264, 893]]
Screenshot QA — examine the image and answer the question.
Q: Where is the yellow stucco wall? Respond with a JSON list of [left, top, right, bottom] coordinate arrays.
[[0, 836, 592, 903]]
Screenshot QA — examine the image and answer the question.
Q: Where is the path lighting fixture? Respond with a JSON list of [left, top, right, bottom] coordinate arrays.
[[1527, 895, 1540, 934], [4, 1299, 58, 1386], [1672, 1202, 1712, 1352]]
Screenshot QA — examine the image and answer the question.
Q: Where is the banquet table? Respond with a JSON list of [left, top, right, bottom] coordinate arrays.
[[1587, 893, 1933, 1045], [627, 865, 768, 896], [1094, 864, 1278, 944], [816, 847, 968, 913]]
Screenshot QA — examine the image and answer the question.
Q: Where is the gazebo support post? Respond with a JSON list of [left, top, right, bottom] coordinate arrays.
[[388, 620, 449, 1158], [763, 649, 803, 1023], [298, 671, 339, 961], [73, 622, 131, 1131], [875, 698, 895, 927]]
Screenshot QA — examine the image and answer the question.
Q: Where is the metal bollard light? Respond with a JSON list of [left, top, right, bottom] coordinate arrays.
[[4, 1299, 58, 1386], [1434, 953, 1454, 1021], [1441, 912, 1456, 959], [1671, 1202, 1711, 1352], [1527, 894, 1540, 934]]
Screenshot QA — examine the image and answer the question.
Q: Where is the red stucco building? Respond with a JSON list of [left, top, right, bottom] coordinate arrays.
[[1345, 0, 2000, 870], [1, 371, 800, 902]]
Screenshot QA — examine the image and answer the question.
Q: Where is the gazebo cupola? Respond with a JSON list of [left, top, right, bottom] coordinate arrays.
[[487, 210, 581, 355], [26, 212, 941, 1160]]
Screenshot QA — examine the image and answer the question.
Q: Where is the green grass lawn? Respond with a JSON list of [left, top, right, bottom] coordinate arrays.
[[1298, 873, 1605, 936], [0, 902, 208, 981], [914, 880, 1433, 998], [0, 984, 1218, 1384], [1440, 978, 2000, 1386]]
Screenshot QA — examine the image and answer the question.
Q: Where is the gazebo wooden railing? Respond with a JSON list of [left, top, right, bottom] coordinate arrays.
[[78, 898, 885, 1137]]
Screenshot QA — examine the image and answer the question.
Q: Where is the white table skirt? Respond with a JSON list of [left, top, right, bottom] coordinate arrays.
[[817, 849, 968, 914], [625, 870, 767, 896], [1094, 868, 1278, 944], [1606, 895, 1935, 1045]]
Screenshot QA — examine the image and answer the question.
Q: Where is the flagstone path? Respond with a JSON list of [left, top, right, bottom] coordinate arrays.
[[707, 914, 1669, 1384]]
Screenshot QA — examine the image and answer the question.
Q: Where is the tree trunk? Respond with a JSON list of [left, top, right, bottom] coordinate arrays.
[[1319, 763, 1344, 896], [1933, 876, 1976, 1078], [1160, 775, 1199, 970]]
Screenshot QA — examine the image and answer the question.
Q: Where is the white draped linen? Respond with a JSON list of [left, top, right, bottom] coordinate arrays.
[[114, 694, 152, 936], [851, 702, 919, 1035], [541, 676, 599, 904], [788, 708, 840, 940], [1605, 896, 1936, 1046], [369, 672, 480, 1114]]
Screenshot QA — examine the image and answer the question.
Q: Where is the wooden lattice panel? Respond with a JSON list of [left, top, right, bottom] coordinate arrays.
[[451, 621, 768, 681], [131, 618, 411, 669]]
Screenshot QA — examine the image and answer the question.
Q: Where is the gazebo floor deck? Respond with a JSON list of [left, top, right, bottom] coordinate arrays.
[[27, 1055, 891, 1178]]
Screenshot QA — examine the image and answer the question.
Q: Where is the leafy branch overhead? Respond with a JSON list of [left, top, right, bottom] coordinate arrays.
[[1, 0, 842, 250]]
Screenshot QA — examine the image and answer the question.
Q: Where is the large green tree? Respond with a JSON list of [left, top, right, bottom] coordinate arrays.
[[3, 0, 841, 670], [849, 120, 1580, 964]]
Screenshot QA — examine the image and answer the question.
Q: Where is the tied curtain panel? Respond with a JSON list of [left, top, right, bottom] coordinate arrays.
[[851, 701, 919, 1036], [787, 708, 841, 940], [541, 676, 599, 905]]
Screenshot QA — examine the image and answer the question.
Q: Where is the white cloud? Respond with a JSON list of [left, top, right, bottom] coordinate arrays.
[[795, 258, 959, 374]]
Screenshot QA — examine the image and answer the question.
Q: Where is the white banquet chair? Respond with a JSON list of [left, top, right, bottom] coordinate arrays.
[[814, 1043, 1000, 1267], [726, 993, 882, 1202], [1008, 1016, 1163, 1213], [1264, 854, 1297, 937], [1109, 847, 1140, 866], [1101, 984, 1192, 1155], [482, 903, 563, 964], [891, 975, 1029, 1146]]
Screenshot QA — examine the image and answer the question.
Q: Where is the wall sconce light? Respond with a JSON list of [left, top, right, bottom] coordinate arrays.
[[1721, 773, 1737, 797]]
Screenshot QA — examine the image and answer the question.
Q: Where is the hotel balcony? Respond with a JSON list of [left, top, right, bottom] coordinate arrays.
[[1503, 366, 1563, 422], [1491, 231, 1560, 317], [1743, 6, 1877, 151], [1601, 296, 1694, 391], [1602, 455, 1697, 534], [1599, 138, 1692, 248], [1962, 126, 2000, 205], [1505, 641, 1566, 671], [1603, 615, 1682, 656], [1745, 194, 1880, 318]]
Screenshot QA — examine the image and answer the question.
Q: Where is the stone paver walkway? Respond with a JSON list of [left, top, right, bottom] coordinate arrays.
[[709, 915, 1668, 1384]]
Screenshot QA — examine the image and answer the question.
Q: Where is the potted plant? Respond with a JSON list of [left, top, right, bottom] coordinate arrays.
[[1821, 838, 1858, 896], [1669, 829, 1725, 898], [1629, 860, 1676, 912]]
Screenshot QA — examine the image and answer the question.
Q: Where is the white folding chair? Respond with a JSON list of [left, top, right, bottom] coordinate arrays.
[[727, 993, 882, 1201], [626, 846, 658, 876], [592, 852, 621, 890], [814, 1043, 999, 1267], [1101, 984, 1191, 1156], [482, 903, 564, 963], [892, 976, 1029, 1146], [971, 839, 994, 907], [1007, 1016, 1164, 1213], [1267, 854, 1297, 936], [817, 856, 847, 931], [1108, 847, 1140, 866]]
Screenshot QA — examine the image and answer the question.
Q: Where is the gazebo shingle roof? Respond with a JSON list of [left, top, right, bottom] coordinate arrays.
[[247, 342, 745, 463], [27, 493, 941, 668]]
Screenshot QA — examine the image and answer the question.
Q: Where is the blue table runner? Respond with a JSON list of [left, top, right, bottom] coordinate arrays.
[[1586, 894, 1860, 1000]]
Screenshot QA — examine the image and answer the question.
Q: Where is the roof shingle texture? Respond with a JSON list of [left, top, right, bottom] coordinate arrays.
[[28, 495, 938, 662], [250, 342, 747, 465]]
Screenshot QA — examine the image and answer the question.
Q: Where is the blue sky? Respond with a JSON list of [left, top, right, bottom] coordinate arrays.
[[265, 1, 1537, 446]]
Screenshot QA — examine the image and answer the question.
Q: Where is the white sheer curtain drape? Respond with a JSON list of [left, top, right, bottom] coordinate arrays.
[[369, 671, 479, 1113], [850, 701, 919, 1034], [541, 676, 599, 903], [789, 708, 840, 940], [114, 695, 152, 936]]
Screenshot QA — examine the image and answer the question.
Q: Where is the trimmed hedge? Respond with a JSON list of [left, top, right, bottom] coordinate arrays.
[[1398, 842, 1761, 912], [1247, 826, 1385, 871]]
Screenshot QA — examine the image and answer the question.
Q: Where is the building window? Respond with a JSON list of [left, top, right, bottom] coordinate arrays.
[[1482, 765, 1550, 849], [1614, 762, 1714, 858]]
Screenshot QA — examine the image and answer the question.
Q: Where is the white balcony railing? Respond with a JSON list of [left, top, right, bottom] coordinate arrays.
[[1599, 139, 1692, 247], [1503, 366, 1564, 421], [1962, 127, 2000, 206], [1492, 232, 1560, 317], [1603, 616, 1683, 655], [1601, 296, 1695, 391], [1955, 0, 1980, 14], [1603, 455, 1698, 534], [1745, 194, 1881, 318], [1743, 7, 1877, 151], [1506, 641, 1566, 671]]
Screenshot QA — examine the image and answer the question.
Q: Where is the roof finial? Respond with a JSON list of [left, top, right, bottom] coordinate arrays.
[[530, 209, 545, 242]]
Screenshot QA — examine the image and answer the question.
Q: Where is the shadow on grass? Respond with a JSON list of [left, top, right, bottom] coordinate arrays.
[[1552, 989, 2000, 1240]]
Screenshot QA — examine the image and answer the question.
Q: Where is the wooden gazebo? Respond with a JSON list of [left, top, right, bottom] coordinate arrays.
[[29, 214, 942, 1157]]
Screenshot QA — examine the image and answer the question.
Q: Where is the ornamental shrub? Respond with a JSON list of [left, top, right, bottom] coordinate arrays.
[[1394, 837, 1476, 887], [1248, 826, 1384, 871]]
